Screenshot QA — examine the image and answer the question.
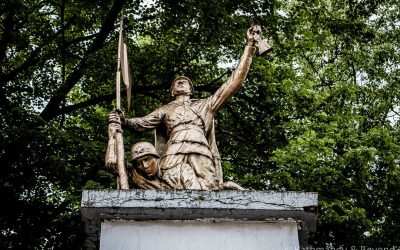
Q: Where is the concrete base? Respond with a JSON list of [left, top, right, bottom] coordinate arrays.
[[81, 189, 318, 249], [100, 220, 299, 250]]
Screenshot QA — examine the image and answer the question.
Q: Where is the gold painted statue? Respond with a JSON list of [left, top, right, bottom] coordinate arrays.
[[130, 141, 201, 189], [108, 25, 271, 190], [129, 141, 164, 189]]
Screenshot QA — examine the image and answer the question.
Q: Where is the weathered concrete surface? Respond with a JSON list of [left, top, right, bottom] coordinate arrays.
[[81, 189, 318, 249]]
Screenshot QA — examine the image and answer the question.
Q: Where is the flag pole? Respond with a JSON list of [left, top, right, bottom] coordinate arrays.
[[114, 17, 129, 189], [116, 19, 123, 110]]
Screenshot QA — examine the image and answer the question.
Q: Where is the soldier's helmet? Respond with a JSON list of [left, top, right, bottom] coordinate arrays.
[[131, 142, 159, 162], [170, 76, 194, 97]]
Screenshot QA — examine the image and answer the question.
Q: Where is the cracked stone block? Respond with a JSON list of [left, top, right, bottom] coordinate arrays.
[[81, 189, 318, 249]]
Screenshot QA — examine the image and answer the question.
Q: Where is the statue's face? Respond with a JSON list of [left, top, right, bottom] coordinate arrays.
[[137, 155, 158, 177], [172, 79, 192, 97]]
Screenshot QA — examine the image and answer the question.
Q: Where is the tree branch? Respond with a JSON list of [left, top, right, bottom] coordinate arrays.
[[0, 17, 75, 85], [40, 0, 127, 122], [65, 33, 98, 46], [51, 71, 234, 118], [0, 7, 14, 63], [56, 84, 166, 116], [0, 49, 42, 85], [300, 49, 326, 86]]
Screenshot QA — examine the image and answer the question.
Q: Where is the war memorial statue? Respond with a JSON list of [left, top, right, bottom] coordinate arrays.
[[82, 24, 317, 250], [106, 25, 271, 190]]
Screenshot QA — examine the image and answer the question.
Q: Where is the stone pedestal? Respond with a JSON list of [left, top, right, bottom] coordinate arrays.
[[81, 190, 318, 250]]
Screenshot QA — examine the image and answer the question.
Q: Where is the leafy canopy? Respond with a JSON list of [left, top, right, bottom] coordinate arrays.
[[0, 0, 399, 248]]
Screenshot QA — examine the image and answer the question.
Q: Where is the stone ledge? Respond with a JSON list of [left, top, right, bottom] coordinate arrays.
[[81, 189, 318, 249]]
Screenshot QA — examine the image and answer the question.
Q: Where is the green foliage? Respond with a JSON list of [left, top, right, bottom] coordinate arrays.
[[1, 0, 399, 248]]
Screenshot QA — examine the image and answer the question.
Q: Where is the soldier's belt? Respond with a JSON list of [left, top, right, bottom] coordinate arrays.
[[170, 124, 205, 136]]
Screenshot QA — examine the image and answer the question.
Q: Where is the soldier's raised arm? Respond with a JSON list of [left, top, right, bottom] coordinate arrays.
[[209, 27, 257, 113]]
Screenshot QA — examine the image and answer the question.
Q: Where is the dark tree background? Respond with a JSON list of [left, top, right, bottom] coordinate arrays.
[[1, 0, 399, 248]]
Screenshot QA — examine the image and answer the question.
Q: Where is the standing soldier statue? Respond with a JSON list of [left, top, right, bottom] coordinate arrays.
[[107, 25, 271, 190]]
